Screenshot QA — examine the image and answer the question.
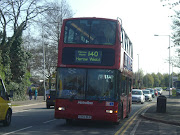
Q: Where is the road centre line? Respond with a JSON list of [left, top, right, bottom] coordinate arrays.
[[3, 119, 56, 135], [43, 119, 56, 124], [13, 109, 31, 114], [3, 126, 33, 135], [114, 103, 154, 135]]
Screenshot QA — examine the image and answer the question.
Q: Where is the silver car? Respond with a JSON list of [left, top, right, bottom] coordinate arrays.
[[143, 90, 152, 101], [132, 89, 145, 104]]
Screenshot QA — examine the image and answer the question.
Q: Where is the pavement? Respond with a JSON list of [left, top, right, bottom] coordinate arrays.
[[140, 95, 180, 126], [11, 96, 45, 106], [11, 95, 180, 127]]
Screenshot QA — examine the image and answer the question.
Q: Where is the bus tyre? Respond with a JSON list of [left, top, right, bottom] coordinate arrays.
[[113, 119, 120, 125], [3, 110, 12, 126], [66, 119, 72, 125]]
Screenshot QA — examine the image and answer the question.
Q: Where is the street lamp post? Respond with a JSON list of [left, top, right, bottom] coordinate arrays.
[[154, 34, 171, 97], [42, 25, 46, 101], [137, 54, 140, 88]]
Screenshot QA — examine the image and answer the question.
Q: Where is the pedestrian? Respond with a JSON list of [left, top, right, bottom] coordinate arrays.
[[34, 89, 38, 100], [29, 88, 32, 100]]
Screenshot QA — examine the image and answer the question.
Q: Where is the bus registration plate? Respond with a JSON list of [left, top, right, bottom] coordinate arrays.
[[78, 115, 92, 119]]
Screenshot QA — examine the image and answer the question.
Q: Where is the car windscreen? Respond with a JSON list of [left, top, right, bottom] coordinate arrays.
[[143, 91, 150, 94], [132, 91, 142, 95]]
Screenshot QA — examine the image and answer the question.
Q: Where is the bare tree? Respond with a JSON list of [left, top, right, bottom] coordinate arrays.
[[0, 0, 47, 44], [0, 0, 49, 84], [171, 10, 180, 69], [26, 0, 74, 88], [43, 0, 73, 46]]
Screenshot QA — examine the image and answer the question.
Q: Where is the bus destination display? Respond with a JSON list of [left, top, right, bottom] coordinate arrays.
[[75, 50, 102, 64]]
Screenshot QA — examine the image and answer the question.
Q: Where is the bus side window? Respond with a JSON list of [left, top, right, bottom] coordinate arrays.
[[117, 72, 121, 99], [129, 79, 132, 93], [120, 75, 126, 94], [126, 78, 132, 95]]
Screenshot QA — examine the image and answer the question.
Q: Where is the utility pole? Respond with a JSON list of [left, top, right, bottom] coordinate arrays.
[[137, 54, 140, 89]]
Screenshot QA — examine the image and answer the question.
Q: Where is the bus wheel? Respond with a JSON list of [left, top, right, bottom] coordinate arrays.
[[113, 119, 120, 125], [66, 119, 72, 125], [3, 110, 12, 126]]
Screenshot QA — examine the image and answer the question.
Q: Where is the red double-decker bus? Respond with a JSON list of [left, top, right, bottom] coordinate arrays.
[[54, 17, 133, 124]]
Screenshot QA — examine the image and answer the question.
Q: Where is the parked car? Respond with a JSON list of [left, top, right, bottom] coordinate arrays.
[[132, 89, 145, 104], [176, 89, 180, 96], [146, 88, 155, 98], [166, 87, 172, 91], [0, 78, 13, 126], [46, 89, 56, 109], [155, 87, 163, 95], [142, 90, 152, 101]]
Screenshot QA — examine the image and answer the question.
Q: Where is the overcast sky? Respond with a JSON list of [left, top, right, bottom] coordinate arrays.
[[68, 0, 180, 74]]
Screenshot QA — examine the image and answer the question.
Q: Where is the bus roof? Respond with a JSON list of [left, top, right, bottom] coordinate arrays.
[[63, 17, 118, 22]]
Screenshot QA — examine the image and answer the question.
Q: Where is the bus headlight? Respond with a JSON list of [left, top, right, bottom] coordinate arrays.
[[106, 110, 113, 113], [106, 110, 118, 114], [58, 107, 65, 111]]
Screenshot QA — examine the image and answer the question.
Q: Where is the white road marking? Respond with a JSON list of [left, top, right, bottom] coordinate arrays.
[[43, 119, 56, 124], [130, 119, 141, 135], [13, 109, 31, 114], [3, 126, 33, 135]]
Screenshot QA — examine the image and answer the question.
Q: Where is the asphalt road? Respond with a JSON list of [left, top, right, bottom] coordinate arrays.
[[1, 91, 178, 135]]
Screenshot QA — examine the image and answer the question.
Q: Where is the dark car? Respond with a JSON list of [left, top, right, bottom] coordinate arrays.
[[176, 89, 180, 96], [46, 89, 56, 109]]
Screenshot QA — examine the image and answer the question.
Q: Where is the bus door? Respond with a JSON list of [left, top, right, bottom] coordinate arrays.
[[120, 75, 127, 119], [126, 78, 131, 114], [117, 72, 122, 119]]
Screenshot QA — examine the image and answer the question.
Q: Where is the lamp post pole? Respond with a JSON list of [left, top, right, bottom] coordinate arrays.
[[42, 25, 46, 101], [137, 54, 140, 89], [154, 34, 171, 97]]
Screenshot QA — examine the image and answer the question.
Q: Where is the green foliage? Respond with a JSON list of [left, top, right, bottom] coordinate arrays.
[[10, 33, 30, 83], [151, 73, 160, 87], [134, 71, 178, 88], [5, 70, 32, 101], [143, 74, 154, 88], [0, 50, 5, 80]]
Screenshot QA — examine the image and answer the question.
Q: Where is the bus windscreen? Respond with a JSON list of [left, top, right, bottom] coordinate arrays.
[[56, 68, 117, 101], [64, 19, 116, 45]]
